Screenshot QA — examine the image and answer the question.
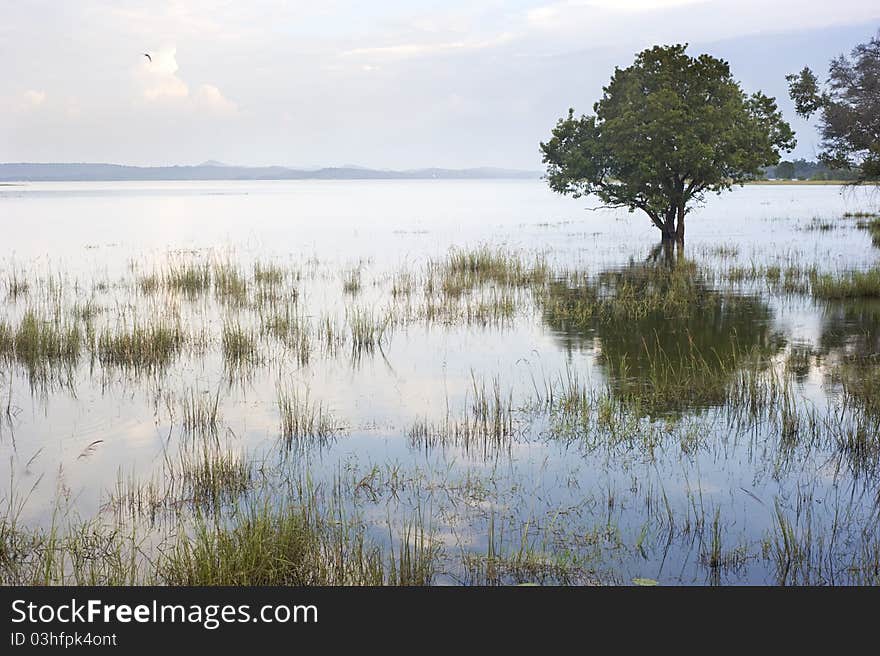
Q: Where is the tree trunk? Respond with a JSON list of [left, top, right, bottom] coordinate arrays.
[[675, 203, 685, 243], [660, 205, 677, 241]]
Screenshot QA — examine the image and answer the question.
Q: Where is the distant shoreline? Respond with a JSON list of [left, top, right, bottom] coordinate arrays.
[[0, 162, 541, 183], [747, 179, 873, 185]]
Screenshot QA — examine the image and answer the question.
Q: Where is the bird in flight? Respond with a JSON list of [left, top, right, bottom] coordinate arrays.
[[143, 53, 152, 62]]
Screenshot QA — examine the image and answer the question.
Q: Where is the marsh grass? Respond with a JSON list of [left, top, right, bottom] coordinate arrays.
[[213, 261, 248, 307], [180, 389, 222, 437], [409, 376, 515, 454], [812, 269, 880, 299], [833, 358, 880, 416], [108, 441, 253, 523], [856, 217, 880, 247], [460, 514, 594, 585], [96, 320, 184, 372], [261, 307, 311, 365], [171, 442, 252, 511], [160, 497, 388, 585], [221, 320, 259, 370], [540, 260, 724, 326], [391, 270, 415, 298], [347, 307, 390, 355], [443, 247, 549, 288], [137, 274, 159, 295], [342, 268, 362, 295], [165, 261, 211, 299], [547, 373, 661, 452], [3, 489, 436, 585], [6, 246, 880, 587], [1, 482, 143, 585], [5, 271, 30, 301], [253, 261, 285, 286], [318, 313, 346, 355], [387, 519, 438, 586], [12, 311, 81, 365], [277, 385, 338, 445]]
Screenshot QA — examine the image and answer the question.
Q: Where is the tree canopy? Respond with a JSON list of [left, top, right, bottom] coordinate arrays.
[[541, 44, 795, 242], [787, 30, 880, 182]]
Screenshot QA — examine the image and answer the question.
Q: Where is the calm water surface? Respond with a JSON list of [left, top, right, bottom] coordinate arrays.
[[1, 180, 878, 584]]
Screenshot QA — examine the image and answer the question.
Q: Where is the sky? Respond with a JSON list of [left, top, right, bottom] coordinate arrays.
[[2, 1, 879, 170]]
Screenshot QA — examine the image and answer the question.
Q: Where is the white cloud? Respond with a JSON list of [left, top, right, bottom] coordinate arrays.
[[194, 84, 237, 115], [139, 46, 190, 101], [20, 89, 46, 109], [136, 45, 236, 115], [340, 33, 514, 61], [2, 1, 879, 167], [527, 0, 706, 26]]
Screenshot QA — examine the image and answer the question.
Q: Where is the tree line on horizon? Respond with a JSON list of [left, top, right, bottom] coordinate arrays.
[[763, 159, 862, 182]]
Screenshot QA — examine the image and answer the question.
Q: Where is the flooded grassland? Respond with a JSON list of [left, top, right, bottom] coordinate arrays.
[[1, 180, 879, 585]]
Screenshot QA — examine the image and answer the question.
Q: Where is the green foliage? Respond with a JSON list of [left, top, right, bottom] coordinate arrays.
[[787, 31, 880, 182], [541, 44, 795, 240], [775, 160, 796, 179], [768, 158, 860, 181]]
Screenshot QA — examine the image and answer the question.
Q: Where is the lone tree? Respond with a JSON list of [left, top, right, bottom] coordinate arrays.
[[786, 30, 880, 182], [541, 44, 795, 243]]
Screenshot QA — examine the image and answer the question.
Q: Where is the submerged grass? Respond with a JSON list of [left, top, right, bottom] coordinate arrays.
[[811, 268, 880, 299], [221, 320, 259, 370], [409, 376, 515, 454], [96, 320, 184, 372], [5, 244, 880, 586], [277, 385, 338, 445], [180, 389, 222, 437], [1, 311, 81, 369], [347, 307, 389, 355]]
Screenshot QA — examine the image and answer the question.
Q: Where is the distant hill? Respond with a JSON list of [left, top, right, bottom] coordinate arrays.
[[0, 162, 541, 182]]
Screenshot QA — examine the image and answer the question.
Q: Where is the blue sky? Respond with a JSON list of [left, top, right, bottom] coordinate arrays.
[[2, 1, 879, 168]]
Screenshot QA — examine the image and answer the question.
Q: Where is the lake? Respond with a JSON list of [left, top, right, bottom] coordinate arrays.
[[1, 180, 879, 585]]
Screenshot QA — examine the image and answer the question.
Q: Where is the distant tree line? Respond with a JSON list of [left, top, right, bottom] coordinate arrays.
[[787, 30, 880, 183], [763, 158, 861, 181]]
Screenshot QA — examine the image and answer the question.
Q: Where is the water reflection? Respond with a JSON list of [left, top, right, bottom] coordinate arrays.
[[817, 300, 880, 418], [541, 254, 784, 414]]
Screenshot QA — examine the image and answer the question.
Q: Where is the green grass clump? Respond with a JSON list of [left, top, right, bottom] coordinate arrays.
[[96, 321, 184, 371], [409, 377, 515, 454], [165, 261, 211, 298], [0, 321, 12, 357], [347, 307, 389, 354], [429, 247, 548, 300], [213, 262, 249, 307], [160, 499, 388, 585], [180, 389, 222, 436], [221, 321, 259, 369], [171, 443, 252, 511], [0, 312, 82, 377], [856, 217, 880, 247], [811, 269, 880, 299], [277, 386, 337, 444], [253, 261, 285, 286]]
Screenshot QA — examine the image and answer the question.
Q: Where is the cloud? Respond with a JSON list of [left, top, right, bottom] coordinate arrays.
[[136, 45, 236, 115], [340, 33, 515, 61], [20, 89, 46, 109], [194, 84, 238, 115], [139, 46, 190, 101], [527, 0, 706, 23]]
